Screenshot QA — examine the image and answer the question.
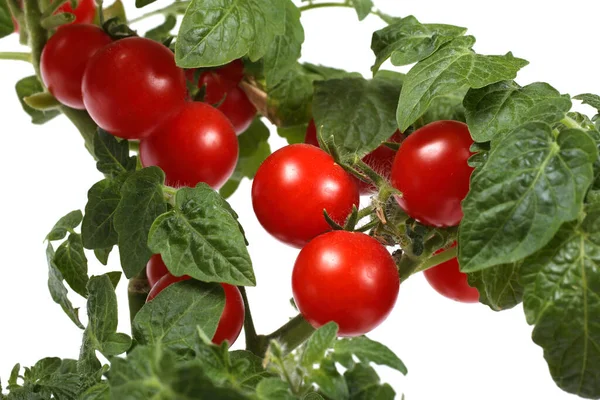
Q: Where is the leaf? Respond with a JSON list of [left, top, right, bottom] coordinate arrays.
[[349, 0, 373, 20], [344, 364, 396, 400], [459, 123, 598, 272], [303, 393, 325, 400], [277, 124, 307, 145], [302, 322, 338, 368], [220, 118, 271, 198], [464, 81, 572, 142], [310, 358, 349, 400], [312, 73, 402, 158], [255, 378, 295, 400], [520, 203, 600, 398], [574, 93, 600, 113], [113, 167, 168, 278], [135, 0, 157, 7], [46, 210, 83, 241], [82, 178, 122, 250], [176, 0, 285, 68], [80, 383, 110, 400], [15, 76, 60, 125], [21, 358, 81, 400], [54, 233, 89, 297], [148, 184, 255, 286], [263, 0, 304, 87], [95, 0, 126, 24], [133, 280, 225, 355], [334, 336, 408, 375], [145, 14, 177, 42], [397, 36, 528, 131], [371, 15, 466, 72], [467, 262, 524, 311], [413, 89, 467, 128], [0, 0, 13, 38], [93, 129, 136, 178], [229, 351, 272, 389], [94, 247, 112, 266], [46, 243, 84, 329]]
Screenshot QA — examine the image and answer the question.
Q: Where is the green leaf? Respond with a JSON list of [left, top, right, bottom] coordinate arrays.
[[349, 0, 373, 20], [46, 243, 84, 329], [82, 178, 123, 250], [303, 393, 325, 400], [94, 129, 136, 178], [80, 383, 110, 400], [176, 0, 285, 68], [229, 351, 272, 389], [334, 336, 407, 375], [302, 322, 338, 368], [310, 358, 349, 400], [54, 233, 89, 298], [277, 124, 307, 145], [263, 0, 304, 87], [95, 0, 126, 24], [344, 363, 396, 400], [0, 0, 13, 38], [145, 14, 177, 42], [371, 15, 466, 72], [114, 167, 168, 278], [148, 184, 255, 286], [46, 210, 83, 241], [94, 247, 112, 266], [220, 118, 271, 199], [135, 0, 157, 7], [21, 358, 81, 400], [397, 36, 528, 131], [15, 76, 60, 125], [521, 203, 600, 398], [133, 280, 225, 354], [312, 73, 402, 158], [459, 123, 598, 272], [255, 378, 295, 400], [302, 63, 362, 80], [574, 93, 600, 113], [467, 262, 524, 311], [413, 89, 467, 129], [464, 81, 572, 142]]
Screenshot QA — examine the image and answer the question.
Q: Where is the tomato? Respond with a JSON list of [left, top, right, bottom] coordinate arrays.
[[305, 120, 404, 195], [40, 24, 111, 109], [292, 231, 399, 337], [147, 275, 244, 345], [82, 37, 187, 139], [252, 144, 359, 248], [140, 102, 238, 189], [424, 243, 479, 303], [209, 85, 256, 135], [13, 0, 95, 32], [391, 120, 474, 227], [146, 254, 169, 288]]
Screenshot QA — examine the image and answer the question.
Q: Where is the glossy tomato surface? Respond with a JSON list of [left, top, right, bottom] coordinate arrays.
[[140, 102, 238, 189], [41, 24, 111, 109], [424, 243, 479, 303], [146, 254, 169, 288], [391, 120, 474, 227], [292, 231, 400, 336], [252, 144, 359, 248], [82, 37, 187, 139], [146, 273, 190, 302]]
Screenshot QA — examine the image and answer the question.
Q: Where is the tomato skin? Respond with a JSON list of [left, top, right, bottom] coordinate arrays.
[[146, 254, 169, 288], [140, 102, 238, 189], [424, 243, 479, 303], [391, 121, 474, 227], [147, 276, 244, 345], [40, 24, 111, 109], [292, 231, 399, 337], [252, 144, 360, 248], [82, 37, 187, 139]]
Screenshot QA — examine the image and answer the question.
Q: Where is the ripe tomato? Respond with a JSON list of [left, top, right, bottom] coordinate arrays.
[[292, 231, 399, 336], [40, 24, 111, 109], [147, 275, 244, 345], [13, 0, 95, 32], [252, 144, 359, 248], [391, 120, 474, 227], [140, 102, 238, 189], [305, 120, 404, 194], [146, 254, 169, 288], [424, 243, 479, 303], [82, 37, 187, 139]]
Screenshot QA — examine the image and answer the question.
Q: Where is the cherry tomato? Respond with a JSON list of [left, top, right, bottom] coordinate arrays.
[[424, 243, 479, 303], [305, 121, 404, 195], [147, 275, 244, 345], [252, 144, 359, 248], [391, 120, 474, 227], [215, 59, 245, 87], [292, 231, 399, 337], [82, 37, 187, 139], [146, 254, 169, 288], [140, 102, 238, 189], [13, 0, 95, 32], [40, 24, 111, 109]]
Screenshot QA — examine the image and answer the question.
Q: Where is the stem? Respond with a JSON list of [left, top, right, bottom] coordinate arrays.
[[298, 2, 354, 12], [128, 271, 150, 324], [41, 0, 69, 19], [412, 246, 458, 275], [59, 106, 98, 158], [0, 52, 32, 63], [41, 12, 75, 30], [240, 287, 261, 355], [128, 1, 190, 24], [23, 0, 47, 79], [357, 205, 375, 221], [261, 315, 315, 356], [561, 115, 584, 130]]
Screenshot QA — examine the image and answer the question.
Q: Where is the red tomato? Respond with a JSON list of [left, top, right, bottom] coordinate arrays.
[[252, 144, 360, 248], [424, 243, 479, 303], [13, 0, 95, 32], [391, 121, 474, 227], [40, 24, 111, 109], [305, 120, 404, 195], [140, 102, 238, 189], [82, 37, 187, 139], [147, 275, 244, 345], [292, 231, 399, 336], [216, 59, 245, 87], [146, 254, 169, 288]]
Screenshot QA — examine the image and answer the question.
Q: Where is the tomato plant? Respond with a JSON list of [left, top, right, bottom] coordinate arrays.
[[424, 243, 479, 303], [146, 254, 169, 287], [13, 0, 95, 32]]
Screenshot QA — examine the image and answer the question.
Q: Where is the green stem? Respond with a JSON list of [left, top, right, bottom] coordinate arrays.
[[41, 12, 74, 30], [128, 271, 150, 324], [0, 52, 32, 63], [260, 315, 315, 356], [357, 205, 375, 221], [41, 0, 69, 19], [128, 1, 190, 24], [298, 1, 392, 22], [23, 0, 47, 79], [561, 115, 584, 130], [412, 246, 458, 275], [240, 287, 261, 355]]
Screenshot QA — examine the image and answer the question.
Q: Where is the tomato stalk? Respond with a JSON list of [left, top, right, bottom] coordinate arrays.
[[127, 269, 151, 324], [40, 0, 70, 19], [298, 1, 392, 22], [255, 314, 316, 357], [561, 115, 584, 130], [0, 52, 32, 62], [239, 287, 261, 354], [128, 1, 191, 24], [40, 12, 75, 30]]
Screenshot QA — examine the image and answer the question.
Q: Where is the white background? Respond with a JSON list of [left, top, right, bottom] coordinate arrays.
[[0, 1, 598, 399]]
